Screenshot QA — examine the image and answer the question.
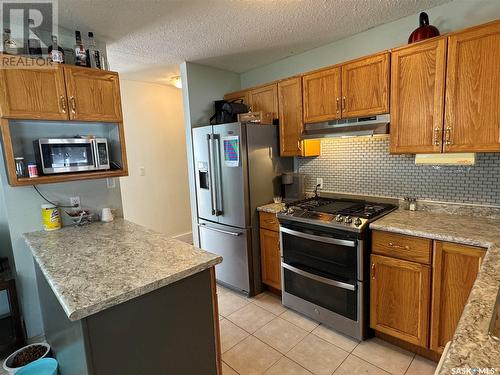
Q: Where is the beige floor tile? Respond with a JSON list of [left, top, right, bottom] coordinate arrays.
[[333, 354, 390, 375], [223, 336, 282, 375], [219, 315, 225, 321], [253, 292, 287, 315], [218, 291, 250, 317], [311, 324, 359, 352], [220, 319, 250, 353], [264, 357, 313, 375], [227, 304, 276, 333], [352, 338, 414, 375], [254, 317, 308, 354], [280, 309, 320, 332], [405, 355, 437, 375], [287, 334, 349, 375], [222, 361, 239, 375]]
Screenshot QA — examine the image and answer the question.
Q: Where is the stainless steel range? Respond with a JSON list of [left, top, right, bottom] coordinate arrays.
[[277, 197, 396, 340]]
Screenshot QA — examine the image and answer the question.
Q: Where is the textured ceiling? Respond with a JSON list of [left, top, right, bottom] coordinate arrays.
[[57, 0, 451, 84]]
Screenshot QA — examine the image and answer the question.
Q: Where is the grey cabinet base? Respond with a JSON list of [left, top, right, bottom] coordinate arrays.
[[36, 265, 218, 375]]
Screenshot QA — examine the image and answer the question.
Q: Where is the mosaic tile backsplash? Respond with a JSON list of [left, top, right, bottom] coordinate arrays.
[[296, 136, 500, 206]]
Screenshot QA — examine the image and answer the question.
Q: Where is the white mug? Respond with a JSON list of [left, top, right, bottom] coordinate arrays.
[[101, 208, 114, 222]]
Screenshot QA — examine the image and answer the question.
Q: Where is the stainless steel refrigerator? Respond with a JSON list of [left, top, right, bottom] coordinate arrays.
[[192, 122, 291, 295]]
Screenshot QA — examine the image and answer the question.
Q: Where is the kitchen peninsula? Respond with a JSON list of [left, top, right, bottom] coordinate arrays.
[[23, 219, 222, 375]]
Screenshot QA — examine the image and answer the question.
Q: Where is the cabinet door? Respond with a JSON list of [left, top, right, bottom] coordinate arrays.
[[302, 67, 342, 123], [260, 228, 281, 290], [341, 52, 389, 118], [278, 77, 303, 156], [0, 64, 68, 120], [370, 254, 431, 347], [390, 38, 447, 154], [64, 66, 122, 122], [224, 90, 249, 105], [430, 241, 485, 353], [247, 84, 278, 119], [444, 21, 500, 152]]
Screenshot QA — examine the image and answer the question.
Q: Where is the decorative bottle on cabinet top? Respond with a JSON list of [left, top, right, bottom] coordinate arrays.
[[74, 30, 87, 66], [86, 32, 101, 69]]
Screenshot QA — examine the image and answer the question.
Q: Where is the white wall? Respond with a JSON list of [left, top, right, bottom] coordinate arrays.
[[120, 80, 192, 238], [241, 0, 500, 87]]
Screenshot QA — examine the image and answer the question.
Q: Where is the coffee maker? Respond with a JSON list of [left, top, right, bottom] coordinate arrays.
[[281, 172, 305, 202]]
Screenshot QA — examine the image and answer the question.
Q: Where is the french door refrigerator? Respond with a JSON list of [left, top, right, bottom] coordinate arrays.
[[193, 122, 290, 296]]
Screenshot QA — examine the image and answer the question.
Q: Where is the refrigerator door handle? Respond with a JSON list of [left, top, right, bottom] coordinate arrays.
[[206, 134, 217, 215], [199, 223, 242, 236], [213, 134, 224, 216]]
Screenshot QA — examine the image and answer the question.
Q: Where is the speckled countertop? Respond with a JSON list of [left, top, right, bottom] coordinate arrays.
[[370, 210, 500, 373], [257, 202, 285, 214], [23, 219, 222, 322]]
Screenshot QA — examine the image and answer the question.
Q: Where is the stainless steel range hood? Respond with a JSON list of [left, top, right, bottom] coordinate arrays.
[[302, 114, 390, 139]]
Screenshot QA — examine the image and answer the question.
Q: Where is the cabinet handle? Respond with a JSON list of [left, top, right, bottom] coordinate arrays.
[[371, 263, 376, 279], [297, 141, 302, 151], [342, 96, 346, 111], [388, 242, 410, 250], [433, 127, 441, 146], [445, 127, 452, 146], [264, 219, 276, 224], [59, 96, 67, 113], [336, 98, 340, 114], [69, 96, 77, 114]]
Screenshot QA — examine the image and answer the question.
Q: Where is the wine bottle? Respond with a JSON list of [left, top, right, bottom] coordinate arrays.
[[86, 32, 101, 69], [74, 30, 87, 66], [48, 35, 64, 63]]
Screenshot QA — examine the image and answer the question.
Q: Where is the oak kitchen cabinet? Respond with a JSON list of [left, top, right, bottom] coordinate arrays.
[[278, 77, 320, 157], [370, 230, 485, 354], [63, 66, 123, 122], [247, 84, 279, 120], [391, 20, 500, 154], [223, 89, 249, 105], [302, 52, 389, 123], [390, 37, 447, 154], [259, 212, 281, 291]]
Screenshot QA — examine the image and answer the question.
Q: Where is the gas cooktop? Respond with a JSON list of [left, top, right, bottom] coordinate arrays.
[[277, 197, 397, 232]]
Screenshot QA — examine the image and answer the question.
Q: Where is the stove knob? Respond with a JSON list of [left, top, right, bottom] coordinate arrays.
[[354, 218, 362, 226], [287, 208, 295, 214], [335, 214, 343, 222], [345, 216, 353, 224]]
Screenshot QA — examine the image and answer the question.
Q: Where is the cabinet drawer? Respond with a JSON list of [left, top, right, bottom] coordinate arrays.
[[372, 230, 432, 264], [259, 212, 279, 232]]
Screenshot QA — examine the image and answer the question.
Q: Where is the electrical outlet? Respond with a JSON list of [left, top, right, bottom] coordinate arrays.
[[107, 178, 116, 189], [139, 167, 146, 176], [70, 196, 80, 208], [316, 178, 324, 189]]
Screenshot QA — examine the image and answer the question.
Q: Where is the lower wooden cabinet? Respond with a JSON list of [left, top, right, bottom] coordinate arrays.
[[430, 241, 485, 353], [259, 228, 281, 290], [370, 254, 431, 347], [370, 230, 486, 355]]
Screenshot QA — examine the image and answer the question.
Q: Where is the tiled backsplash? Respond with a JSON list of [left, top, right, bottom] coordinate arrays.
[[297, 136, 500, 206]]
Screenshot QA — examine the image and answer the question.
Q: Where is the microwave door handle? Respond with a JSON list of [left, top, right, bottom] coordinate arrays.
[[280, 227, 356, 247], [281, 263, 356, 291], [206, 134, 217, 216], [213, 135, 223, 216], [92, 140, 99, 168]]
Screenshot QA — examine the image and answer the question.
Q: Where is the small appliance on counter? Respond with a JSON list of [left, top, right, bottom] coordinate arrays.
[[34, 137, 110, 175], [281, 172, 305, 202]]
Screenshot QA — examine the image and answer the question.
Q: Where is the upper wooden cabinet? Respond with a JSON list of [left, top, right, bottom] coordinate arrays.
[[224, 90, 249, 105], [302, 67, 341, 123], [370, 254, 431, 347], [247, 84, 279, 119], [64, 67, 122, 122], [278, 77, 320, 157], [342, 52, 390, 118], [444, 21, 500, 152], [430, 241, 485, 353], [390, 38, 447, 154], [0, 61, 68, 120]]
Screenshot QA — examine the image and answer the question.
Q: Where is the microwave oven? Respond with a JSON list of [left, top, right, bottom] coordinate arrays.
[[34, 138, 110, 174]]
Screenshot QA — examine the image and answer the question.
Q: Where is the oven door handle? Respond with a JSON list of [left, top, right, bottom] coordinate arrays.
[[280, 227, 356, 247], [282, 263, 356, 291]]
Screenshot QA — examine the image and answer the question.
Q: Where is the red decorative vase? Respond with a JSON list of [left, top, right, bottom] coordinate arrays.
[[408, 12, 440, 44]]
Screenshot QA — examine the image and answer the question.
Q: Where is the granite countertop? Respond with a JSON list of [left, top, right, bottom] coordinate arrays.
[[23, 219, 222, 322], [370, 210, 500, 373], [257, 202, 285, 214]]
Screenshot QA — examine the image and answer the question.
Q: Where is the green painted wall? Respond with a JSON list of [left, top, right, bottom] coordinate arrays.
[[241, 0, 500, 88]]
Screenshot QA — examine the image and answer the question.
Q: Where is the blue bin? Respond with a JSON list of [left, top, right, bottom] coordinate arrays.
[[16, 358, 58, 375]]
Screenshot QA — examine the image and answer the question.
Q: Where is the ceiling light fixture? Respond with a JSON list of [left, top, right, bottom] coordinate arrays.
[[170, 76, 182, 88]]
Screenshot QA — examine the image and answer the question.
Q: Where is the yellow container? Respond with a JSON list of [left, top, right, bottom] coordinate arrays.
[[41, 204, 61, 231]]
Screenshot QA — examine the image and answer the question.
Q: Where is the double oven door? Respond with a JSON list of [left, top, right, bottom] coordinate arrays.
[[280, 221, 368, 340]]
